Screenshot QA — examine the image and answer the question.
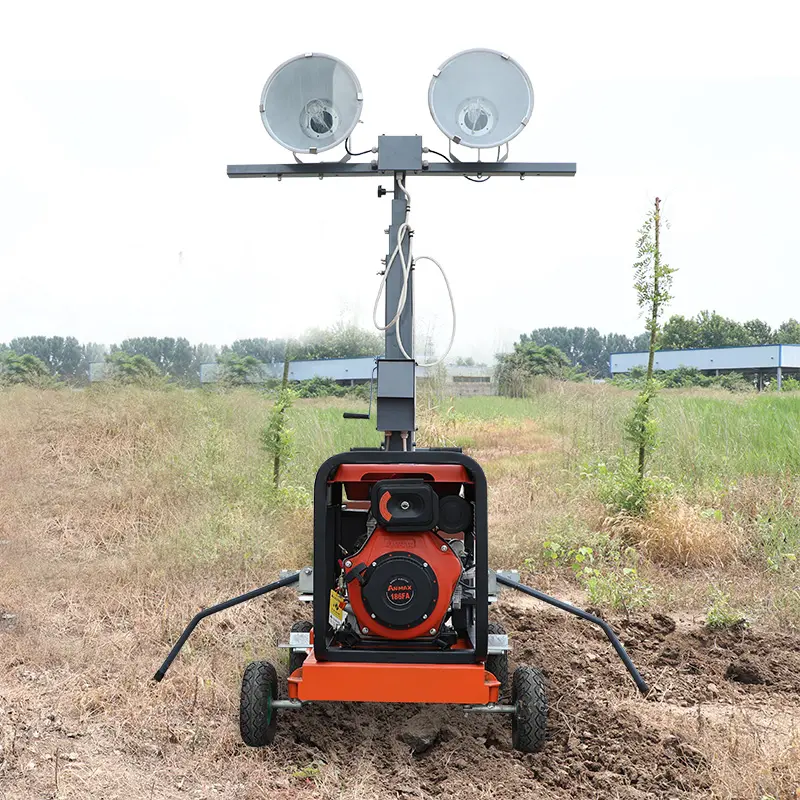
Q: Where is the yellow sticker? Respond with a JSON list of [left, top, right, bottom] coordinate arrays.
[[328, 590, 345, 628]]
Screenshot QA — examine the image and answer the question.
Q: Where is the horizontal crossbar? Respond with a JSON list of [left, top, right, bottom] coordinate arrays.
[[227, 162, 576, 179]]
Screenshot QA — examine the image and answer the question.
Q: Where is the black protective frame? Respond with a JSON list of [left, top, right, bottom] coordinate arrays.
[[313, 450, 488, 664]]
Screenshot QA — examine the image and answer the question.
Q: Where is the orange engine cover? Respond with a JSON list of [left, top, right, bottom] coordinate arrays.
[[345, 528, 462, 640]]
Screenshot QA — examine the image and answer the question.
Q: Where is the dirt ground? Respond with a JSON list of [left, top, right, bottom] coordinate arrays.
[[3, 585, 799, 800]]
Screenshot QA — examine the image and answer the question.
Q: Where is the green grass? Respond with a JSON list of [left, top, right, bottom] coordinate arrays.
[[454, 385, 800, 490]]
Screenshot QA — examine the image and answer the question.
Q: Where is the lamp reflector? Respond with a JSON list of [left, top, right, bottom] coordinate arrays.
[[260, 53, 363, 154], [428, 49, 534, 149]]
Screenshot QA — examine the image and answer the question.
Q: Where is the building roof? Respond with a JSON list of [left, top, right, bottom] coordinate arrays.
[[610, 344, 800, 374]]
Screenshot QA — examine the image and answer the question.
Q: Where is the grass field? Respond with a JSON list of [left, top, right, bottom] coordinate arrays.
[[1, 383, 799, 799]]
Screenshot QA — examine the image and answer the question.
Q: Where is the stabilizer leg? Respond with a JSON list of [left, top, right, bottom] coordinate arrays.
[[496, 574, 649, 695], [153, 572, 300, 682]]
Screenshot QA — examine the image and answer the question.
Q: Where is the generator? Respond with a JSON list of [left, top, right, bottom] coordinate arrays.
[[153, 50, 649, 754]]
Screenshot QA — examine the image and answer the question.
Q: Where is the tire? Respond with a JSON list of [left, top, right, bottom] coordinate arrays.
[[485, 622, 509, 697], [511, 666, 547, 753], [240, 661, 278, 747], [289, 620, 313, 674]]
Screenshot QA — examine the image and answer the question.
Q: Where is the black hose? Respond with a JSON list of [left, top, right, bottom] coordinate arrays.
[[496, 574, 650, 695], [153, 572, 300, 682]]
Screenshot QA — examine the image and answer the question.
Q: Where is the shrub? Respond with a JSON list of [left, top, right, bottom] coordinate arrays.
[[583, 458, 673, 516], [779, 376, 800, 392]]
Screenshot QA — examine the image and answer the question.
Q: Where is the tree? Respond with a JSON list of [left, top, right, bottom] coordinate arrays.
[[693, 311, 750, 348], [520, 327, 651, 377], [776, 319, 800, 344], [0, 351, 55, 386], [231, 338, 287, 365], [216, 353, 264, 386], [105, 352, 162, 385], [294, 322, 382, 361], [496, 342, 580, 395], [261, 357, 295, 488], [8, 336, 82, 379], [660, 315, 701, 350], [113, 337, 194, 381], [743, 319, 774, 345], [630, 197, 675, 482]]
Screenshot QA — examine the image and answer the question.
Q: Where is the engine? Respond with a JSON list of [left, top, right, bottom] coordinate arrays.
[[339, 478, 474, 642]]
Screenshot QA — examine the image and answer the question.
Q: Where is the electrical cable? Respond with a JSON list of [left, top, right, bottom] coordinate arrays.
[[372, 175, 456, 368], [424, 148, 451, 163], [424, 146, 491, 182], [345, 136, 374, 157]]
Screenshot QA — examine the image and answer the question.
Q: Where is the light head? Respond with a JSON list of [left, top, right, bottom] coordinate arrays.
[[259, 53, 363, 154], [428, 49, 534, 150]]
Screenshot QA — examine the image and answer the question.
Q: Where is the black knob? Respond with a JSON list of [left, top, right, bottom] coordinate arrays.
[[377, 185, 387, 198]]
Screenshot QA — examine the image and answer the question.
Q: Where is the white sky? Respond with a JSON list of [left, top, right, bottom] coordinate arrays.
[[1, 1, 799, 363]]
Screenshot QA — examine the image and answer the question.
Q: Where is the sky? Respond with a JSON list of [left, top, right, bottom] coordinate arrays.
[[1, 1, 799, 364]]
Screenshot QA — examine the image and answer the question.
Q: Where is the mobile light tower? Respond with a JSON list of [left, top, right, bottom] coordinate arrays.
[[156, 49, 649, 754]]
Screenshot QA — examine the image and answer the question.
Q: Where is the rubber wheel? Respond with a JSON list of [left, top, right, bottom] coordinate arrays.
[[511, 666, 547, 753], [289, 620, 313, 674], [486, 622, 508, 697], [239, 661, 278, 747]]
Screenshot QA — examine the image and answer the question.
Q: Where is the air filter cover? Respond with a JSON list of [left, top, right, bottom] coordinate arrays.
[[371, 480, 439, 532]]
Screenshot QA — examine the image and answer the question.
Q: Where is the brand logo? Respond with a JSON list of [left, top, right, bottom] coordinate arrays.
[[386, 538, 416, 550], [385, 576, 415, 607]]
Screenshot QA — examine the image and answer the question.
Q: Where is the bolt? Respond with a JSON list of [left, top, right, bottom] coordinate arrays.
[[429, 628, 436, 635], [400, 501, 410, 511], [372, 561, 377, 567], [423, 562, 428, 568], [304, 568, 312, 574], [440, 545, 448, 552], [344, 560, 352, 568], [370, 613, 376, 619], [361, 626, 369, 634], [384, 228, 390, 234], [422, 614, 428, 619]]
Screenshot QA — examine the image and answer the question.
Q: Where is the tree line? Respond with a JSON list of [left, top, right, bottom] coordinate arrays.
[[4, 311, 799, 387], [0, 323, 384, 385], [517, 312, 800, 378]]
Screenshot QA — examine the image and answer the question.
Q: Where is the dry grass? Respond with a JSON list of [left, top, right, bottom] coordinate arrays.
[[2, 386, 800, 799], [636, 700, 800, 800], [608, 497, 743, 568]]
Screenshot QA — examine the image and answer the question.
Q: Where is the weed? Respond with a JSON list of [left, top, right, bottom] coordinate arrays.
[[706, 587, 747, 630], [534, 528, 654, 615], [754, 506, 799, 572], [582, 564, 654, 615], [291, 763, 321, 781]]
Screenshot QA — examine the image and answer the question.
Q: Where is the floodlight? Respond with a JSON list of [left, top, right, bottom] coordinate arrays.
[[259, 53, 363, 154], [428, 49, 534, 149]]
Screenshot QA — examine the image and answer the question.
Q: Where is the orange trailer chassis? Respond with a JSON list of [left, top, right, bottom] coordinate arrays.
[[288, 652, 500, 704]]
